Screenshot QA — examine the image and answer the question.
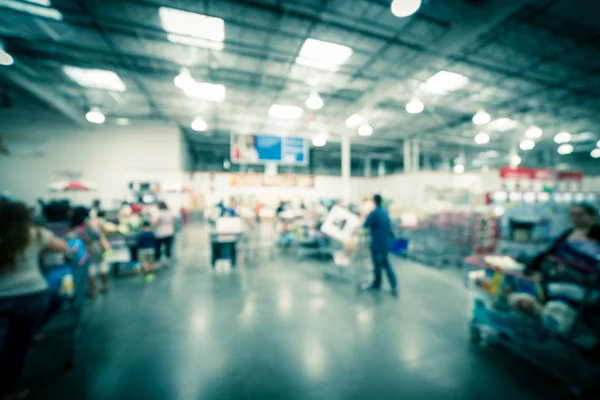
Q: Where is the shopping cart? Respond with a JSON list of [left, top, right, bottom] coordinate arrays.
[[322, 229, 371, 288], [464, 254, 600, 397]]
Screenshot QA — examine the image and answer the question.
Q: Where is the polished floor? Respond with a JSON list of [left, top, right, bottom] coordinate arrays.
[[28, 224, 571, 400]]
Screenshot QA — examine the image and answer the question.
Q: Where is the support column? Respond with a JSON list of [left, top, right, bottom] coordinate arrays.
[[364, 156, 372, 177], [412, 139, 420, 172], [341, 132, 351, 206], [403, 140, 412, 172], [377, 160, 386, 177]]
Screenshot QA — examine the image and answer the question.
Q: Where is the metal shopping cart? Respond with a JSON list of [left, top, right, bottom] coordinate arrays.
[[464, 254, 600, 397], [322, 229, 371, 288]]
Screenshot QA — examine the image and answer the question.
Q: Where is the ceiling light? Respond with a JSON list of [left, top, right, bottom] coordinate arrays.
[[115, 118, 130, 126], [405, 98, 424, 114], [453, 164, 464, 174], [554, 131, 572, 144], [474, 132, 490, 145], [0, 43, 13, 66], [557, 144, 574, 155], [269, 104, 304, 120], [305, 91, 324, 110], [184, 82, 226, 102], [519, 139, 535, 151], [525, 126, 543, 139], [296, 38, 353, 72], [223, 160, 231, 170], [472, 109, 491, 125], [159, 7, 224, 51], [174, 67, 195, 90], [591, 148, 600, 158], [421, 71, 469, 95], [191, 117, 207, 132], [597, 139, 600, 147], [0, 0, 63, 20], [345, 114, 365, 128], [63, 66, 126, 92], [510, 155, 521, 166], [390, 0, 422, 17], [86, 108, 105, 124], [488, 118, 518, 132], [358, 124, 373, 137], [312, 134, 327, 147]]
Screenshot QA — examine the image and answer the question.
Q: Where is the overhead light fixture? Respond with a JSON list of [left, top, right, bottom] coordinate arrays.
[[115, 118, 130, 126], [488, 118, 518, 132], [519, 139, 535, 151], [0, 42, 13, 66], [405, 98, 424, 114], [0, 0, 63, 20], [591, 148, 600, 159], [174, 67, 195, 90], [474, 132, 490, 145], [305, 91, 324, 110], [184, 82, 226, 102], [223, 159, 231, 170], [357, 124, 373, 137], [390, 0, 422, 17], [312, 134, 327, 147], [191, 117, 207, 132], [557, 144, 574, 155], [159, 7, 224, 51], [86, 107, 105, 124], [63, 66, 126, 92], [269, 104, 304, 120], [453, 164, 465, 174], [597, 139, 600, 147], [295, 38, 353, 72], [554, 131, 572, 144], [525, 126, 543, 139], [510, 155, 521, 166], [472, 109, 491, 125], [345, 114, 365, 128], [420, 71, 469, 95]]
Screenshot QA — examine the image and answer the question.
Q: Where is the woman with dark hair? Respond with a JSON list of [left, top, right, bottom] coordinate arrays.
[[527, 203, 600, 273], [69, 206, 111, 297], [154, 201, 176, 265], [0, 201, 69, 398]]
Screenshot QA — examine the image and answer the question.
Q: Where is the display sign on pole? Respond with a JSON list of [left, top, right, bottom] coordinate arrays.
[[230, 133, 308, 165]]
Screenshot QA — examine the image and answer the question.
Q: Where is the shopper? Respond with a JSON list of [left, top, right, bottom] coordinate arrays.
[[0, 201, 69, 399], [363, 194, 398, 296], [138, 221, 158, 274], [70, 206, 111, 297], [527, 203, 600, 273], [154, 201, 176, 265]]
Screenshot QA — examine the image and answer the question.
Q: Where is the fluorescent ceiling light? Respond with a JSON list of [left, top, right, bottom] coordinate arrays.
[[510, 155, 521, 166], [269, 104, 304, 120], [0, 0, 62, 20], [474, 132, 489, 145], [488, 118, 518, 132], [554, 131, 571, 144], [525, 126, 542, 139], [519, 139, 535, 151], [191, 117, 207, 132], [159, 7, 224, 51], [405, 98, 424, 114], [472, 109, 491, 125], [295, 38, 353, 72], [453, 164, 464, 174], [312, 134, 327, 147], [357, 124, 373, 137], [63, 66, 126, 92], [421, 71, 469, 95], [86, 108, 105, 124], [591, 148, 600, 159], [390, 0, 421, 17], [305, 91, 324, 110], [345, 114, 365, 128], [0, 45, 13, 66], [184, 82, 226, 102], [557, 144, 573, 155], [174, 67, 194, 90]]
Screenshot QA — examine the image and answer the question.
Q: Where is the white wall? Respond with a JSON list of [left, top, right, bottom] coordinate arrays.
[[0, 121, 183, 209]]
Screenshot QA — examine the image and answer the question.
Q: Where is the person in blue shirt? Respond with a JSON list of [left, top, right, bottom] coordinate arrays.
[[363, 194, 397, 295]]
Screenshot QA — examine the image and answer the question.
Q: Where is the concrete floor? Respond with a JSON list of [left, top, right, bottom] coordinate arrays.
[[29, 224, 571, 400]]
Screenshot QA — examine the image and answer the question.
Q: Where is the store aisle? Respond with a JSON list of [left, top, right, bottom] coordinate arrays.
[[32, 224, 569, 400]]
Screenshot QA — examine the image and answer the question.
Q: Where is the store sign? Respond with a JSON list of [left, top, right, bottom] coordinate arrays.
[[230, 173, 315, 188], [499, 167, 583, 182], [556, 171, 583, 182], [230, 133, 308, 165]]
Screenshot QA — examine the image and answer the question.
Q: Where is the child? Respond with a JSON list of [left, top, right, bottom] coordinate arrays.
[[137, 221, 158, 275]]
